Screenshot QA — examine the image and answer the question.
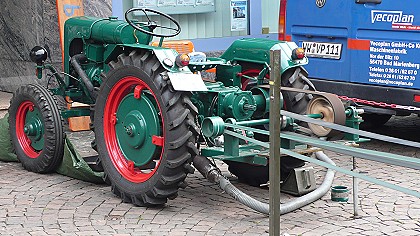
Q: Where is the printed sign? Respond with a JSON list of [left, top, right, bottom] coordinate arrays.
[[177, 0, 195, 5], [230, 0, 247, 31], [158, 0, 177, 6], [196, 0, 214, 5], [367, 40, 420, 88], [137, 0, 158, 7], [371, 10, 420, 30]]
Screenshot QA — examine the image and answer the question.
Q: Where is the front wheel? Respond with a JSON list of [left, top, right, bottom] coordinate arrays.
[[8, 84, 65, 173], [94, 50, 199, 206]]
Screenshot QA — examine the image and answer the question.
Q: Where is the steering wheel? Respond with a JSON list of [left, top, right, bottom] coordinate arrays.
[[125, 8, 181, 38]]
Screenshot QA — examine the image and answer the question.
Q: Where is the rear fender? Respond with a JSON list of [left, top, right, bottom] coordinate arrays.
[[105, 44, 207, 92], [221, 38, 308, 73]]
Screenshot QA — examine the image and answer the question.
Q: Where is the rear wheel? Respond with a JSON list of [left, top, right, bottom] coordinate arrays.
[[240, 66, 315, 114], [226, 66, 313, 187], [8, 84, 65, 173], [281, 67, 315, 114], [94, 50, 199, 206]]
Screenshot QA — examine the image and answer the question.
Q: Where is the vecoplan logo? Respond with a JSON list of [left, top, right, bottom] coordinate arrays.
[[371, 10, 414, 25]]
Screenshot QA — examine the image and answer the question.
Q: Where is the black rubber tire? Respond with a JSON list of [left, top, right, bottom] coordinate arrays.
[[360, 113, 392, 129], [8, 84, 65, 173], [88, 104, 104, 173], [94, 50, 199, 206], [226, 66, 313, 187], [281, 67, 315, 114], [238, 63, 315, 114]]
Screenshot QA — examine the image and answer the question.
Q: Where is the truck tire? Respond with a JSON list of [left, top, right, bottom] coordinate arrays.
[[8, 84, 65, 173], [227, 66, 313, 187], [94, 50, 199, 206]]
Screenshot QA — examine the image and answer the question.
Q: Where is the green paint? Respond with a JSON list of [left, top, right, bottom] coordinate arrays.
[[24, 107, 44, 151], [115, 93, 160, 167], [220, 38, 308, 74]]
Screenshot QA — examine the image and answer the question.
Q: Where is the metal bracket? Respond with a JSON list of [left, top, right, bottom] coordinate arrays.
[[281, 166, 316, 196]]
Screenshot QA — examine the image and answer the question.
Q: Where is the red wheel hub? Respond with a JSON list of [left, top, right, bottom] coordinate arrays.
[[16, 101, 40, 158], [103, 76, 164, 183]]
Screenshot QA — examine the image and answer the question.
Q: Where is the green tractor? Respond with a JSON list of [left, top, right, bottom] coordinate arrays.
[[9, 8, 341, 207]]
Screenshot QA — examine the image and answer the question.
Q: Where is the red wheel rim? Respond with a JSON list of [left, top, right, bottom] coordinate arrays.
[[16, 101, 40, 158], [103, 76, 164, 183]]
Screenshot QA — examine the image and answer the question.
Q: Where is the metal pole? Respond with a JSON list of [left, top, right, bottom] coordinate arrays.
[[269, 49, 281, 235], [353, 156, 360, 218]]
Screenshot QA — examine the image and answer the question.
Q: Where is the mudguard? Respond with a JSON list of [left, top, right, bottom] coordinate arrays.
[[110, 44, 208, 92], [221, 38, 308, 73]]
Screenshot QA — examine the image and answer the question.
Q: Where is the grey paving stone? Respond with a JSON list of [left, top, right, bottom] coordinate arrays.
[[0, 102, 420, 235]]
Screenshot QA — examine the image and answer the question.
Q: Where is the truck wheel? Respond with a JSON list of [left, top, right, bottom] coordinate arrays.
[[8, 84, 65, 173], [94, 50, 199, 206], [227, 66, 312, 187]]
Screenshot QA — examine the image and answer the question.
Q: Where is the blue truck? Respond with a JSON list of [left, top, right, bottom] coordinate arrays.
[[281, 0, 420, 126]]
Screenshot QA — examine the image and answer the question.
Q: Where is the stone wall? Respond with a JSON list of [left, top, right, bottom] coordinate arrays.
[[0, 0, 112, 92]]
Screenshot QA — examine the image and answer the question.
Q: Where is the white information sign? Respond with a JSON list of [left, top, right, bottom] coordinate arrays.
[[230, 0, 247, 31], [137, 0, 157, 7], [133, 0, 215, 14], [196, 0, 214, 5], [177, 0, 195, 5], [158, 0, 176, 6]]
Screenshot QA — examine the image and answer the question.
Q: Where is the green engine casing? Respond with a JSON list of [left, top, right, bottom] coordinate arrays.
[[220, 38, 308, 74], [63, 16, 153, 75]]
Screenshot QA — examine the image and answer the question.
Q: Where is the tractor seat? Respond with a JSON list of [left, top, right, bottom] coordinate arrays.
[[151, 40, 206, 62], [151, 40, 195, 55]]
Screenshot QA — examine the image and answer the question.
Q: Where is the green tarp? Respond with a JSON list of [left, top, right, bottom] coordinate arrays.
[[0, 113, 104, 183], [0, 114, 18, 162]]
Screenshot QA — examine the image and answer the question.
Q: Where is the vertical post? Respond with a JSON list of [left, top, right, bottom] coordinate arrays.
[[269, 49, 281, 235], [353, 156, 360, 218]]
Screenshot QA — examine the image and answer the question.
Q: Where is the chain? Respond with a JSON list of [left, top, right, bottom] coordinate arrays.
[[269, 84, 420, 112], [338, 96, 420, 111]]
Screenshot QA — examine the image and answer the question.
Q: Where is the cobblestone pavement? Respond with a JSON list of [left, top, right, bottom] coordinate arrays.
[[0, 89, 419, 235]]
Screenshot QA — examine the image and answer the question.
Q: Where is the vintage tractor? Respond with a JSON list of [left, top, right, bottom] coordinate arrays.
[[8, 8, 351, 208]]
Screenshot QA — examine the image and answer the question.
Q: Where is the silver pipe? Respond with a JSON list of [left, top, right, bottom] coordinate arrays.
[[193, 151, 336, 215], [353, 156, 360, 217]]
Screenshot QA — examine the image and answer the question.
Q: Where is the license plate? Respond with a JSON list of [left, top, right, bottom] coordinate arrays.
[[301, 41, 342, 60]]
